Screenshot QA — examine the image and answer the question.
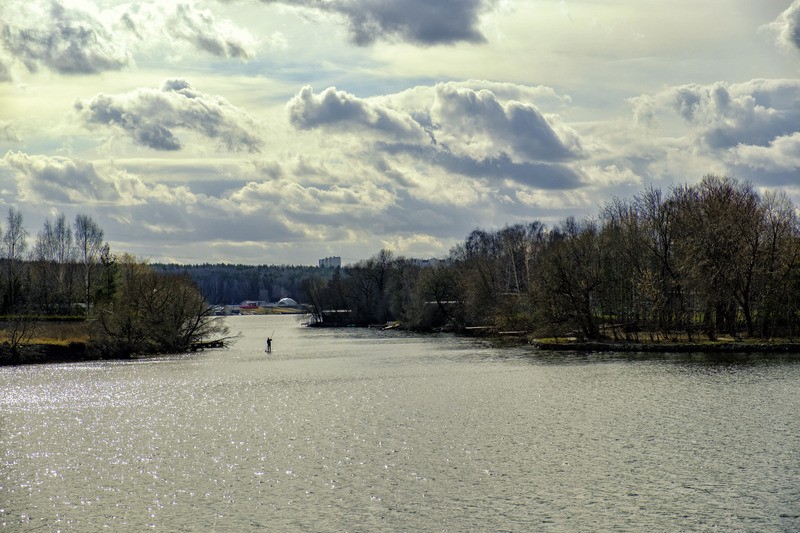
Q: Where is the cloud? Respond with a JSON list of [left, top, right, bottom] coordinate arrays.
[[0, 0, 255, 81], [457, 80, 572, 108], [231, 178, 396, 219], [0, 0, 131, 76], [0, 51, 13, 82], [2, 151, 170, 204], [286, 82, 583, 163], [260, 0, 491, 46], [0, 151, 310, 253], [285, 81, 585, 190], [629, 95, 658, 128], [74, 79, 263, 152], [437, 151, 582, 188], [386, 81, 572, 120], [378, 143, 584, 190], [119, 2, 257, 60], [287, 85, 429, 142], [0, 121, 21, 142], [634, 79, 800, 150], [732, 132, 800, 171], [580, 164, 643, 187], [764, 0, 800, 53], [429, 83, 584, 163]]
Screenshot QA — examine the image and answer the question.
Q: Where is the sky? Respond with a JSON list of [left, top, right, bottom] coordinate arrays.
[[1, 0, 799, 266]]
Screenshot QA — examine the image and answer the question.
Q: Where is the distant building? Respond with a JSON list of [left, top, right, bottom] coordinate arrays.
[[319, 256, 342, 268]]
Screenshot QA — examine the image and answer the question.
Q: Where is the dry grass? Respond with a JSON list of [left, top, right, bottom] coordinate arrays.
[[0, 321, 90, 346]]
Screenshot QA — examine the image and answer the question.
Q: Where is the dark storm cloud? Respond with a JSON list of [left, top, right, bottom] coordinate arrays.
[[74, 79, 263, 152], [287, 86, 428, 141], [260, 0, 491, 45], [0, 1, 130, 75]]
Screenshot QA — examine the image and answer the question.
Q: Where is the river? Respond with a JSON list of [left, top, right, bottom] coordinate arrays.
[[1, 315, 799, 531]]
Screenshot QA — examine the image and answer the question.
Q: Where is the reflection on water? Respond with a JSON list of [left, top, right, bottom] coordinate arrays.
[[1, 315, 799, 531]]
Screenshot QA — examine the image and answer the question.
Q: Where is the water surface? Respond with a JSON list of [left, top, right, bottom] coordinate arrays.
[[2, 315, 798, 531]]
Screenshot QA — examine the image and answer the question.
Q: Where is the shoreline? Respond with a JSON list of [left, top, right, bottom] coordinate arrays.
[[6, 333, 800, 367], [1, 342, 92, 366], [532, 340, 800, 354]]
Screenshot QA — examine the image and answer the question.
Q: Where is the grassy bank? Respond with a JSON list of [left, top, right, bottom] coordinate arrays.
[[0, 320, 92, 365]]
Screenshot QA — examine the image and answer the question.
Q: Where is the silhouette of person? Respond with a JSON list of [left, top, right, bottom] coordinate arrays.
[[266, 337, 272, 353]]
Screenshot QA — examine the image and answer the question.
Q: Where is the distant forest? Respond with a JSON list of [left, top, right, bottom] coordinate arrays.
[[152, 263, 333, 305], [159, 175, 800, 342]]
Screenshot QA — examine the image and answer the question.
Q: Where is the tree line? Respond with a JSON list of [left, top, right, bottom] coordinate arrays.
[[0, 209, 109, 315], [153, 263, 329, 305], [0, 209, 224, 361], [302, 175, 800, 341]]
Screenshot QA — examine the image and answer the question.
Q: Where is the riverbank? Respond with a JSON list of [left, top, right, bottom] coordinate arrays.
[[0, 342, 93, 365], [1, 338, 234, 366], [532, 339, 800, 353], [7, 318, 800, 366]]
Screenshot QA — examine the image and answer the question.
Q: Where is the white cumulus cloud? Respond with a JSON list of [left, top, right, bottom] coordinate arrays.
[[429, 83, 583, 164], [1, 151, 193, 205], [763, 0, 800, 53], [0, 0, 256, 81], [287, 86, 429, 143], [732, 132, 800, 171], [74, 79, 263, 152]]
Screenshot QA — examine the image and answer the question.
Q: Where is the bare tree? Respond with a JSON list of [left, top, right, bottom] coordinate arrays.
[[74, 214, 106, 314], [532, 217, 605, 340], [2, 208, 28, 313], [759, 191, 800, 337], [408, 263, 462, 330], [671, 176, 765, 338], [30, 213, 78, 314]]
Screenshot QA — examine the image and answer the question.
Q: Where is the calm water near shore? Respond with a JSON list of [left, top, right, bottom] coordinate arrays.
[[2, 315, 799, 531]]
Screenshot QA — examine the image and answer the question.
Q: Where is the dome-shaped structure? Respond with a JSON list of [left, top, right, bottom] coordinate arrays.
[[277, 297, 298, 307]]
